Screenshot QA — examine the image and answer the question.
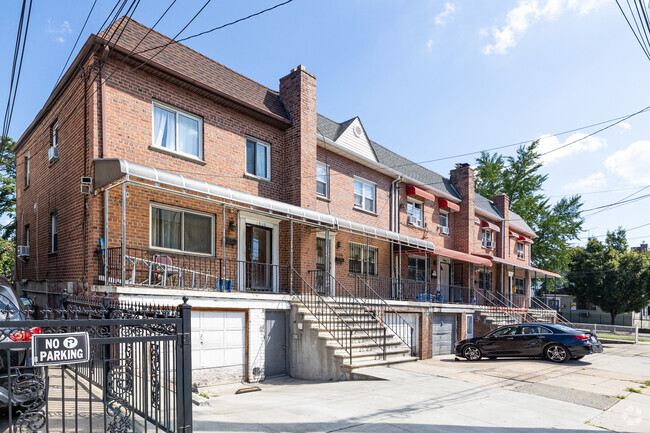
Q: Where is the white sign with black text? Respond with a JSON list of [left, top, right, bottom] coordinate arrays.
[[31, 332, 90, 367]]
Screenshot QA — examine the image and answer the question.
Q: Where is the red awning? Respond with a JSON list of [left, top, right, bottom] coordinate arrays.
[[481, 220, 501, 232], [508, 231, 518, 237], [518, 235, 534, 244], [406, 185, 436, 202], [490, 257, 561, 278], [435, 247, 493, 267], [439, 199, 460, 212]]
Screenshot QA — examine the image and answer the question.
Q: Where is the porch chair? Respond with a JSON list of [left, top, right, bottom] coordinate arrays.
[[152, 255, 179, 287]]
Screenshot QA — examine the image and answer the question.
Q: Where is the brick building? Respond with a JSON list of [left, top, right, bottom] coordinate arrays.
[[14, 17, 560, 383]]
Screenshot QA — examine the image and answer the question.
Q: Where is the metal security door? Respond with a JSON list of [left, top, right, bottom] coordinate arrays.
[[264, 311, 287, 377], [432, 314, 456, 356]]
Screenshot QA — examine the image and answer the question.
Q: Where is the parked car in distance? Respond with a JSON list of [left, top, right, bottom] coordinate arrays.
[[455, 323, 603, 363]]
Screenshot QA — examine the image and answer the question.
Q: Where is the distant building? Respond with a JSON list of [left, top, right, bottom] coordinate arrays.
[[632, 242, 648, 254]]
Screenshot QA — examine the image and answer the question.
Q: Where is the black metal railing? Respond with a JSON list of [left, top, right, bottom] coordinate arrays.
[[291, 269, 354, 364], [101, 246, 290, 293], [0, 294, 192, 433]]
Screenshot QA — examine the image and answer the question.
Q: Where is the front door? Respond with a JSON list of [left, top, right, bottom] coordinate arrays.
[[316, 238, 327, 294], [246, 224, 272, 291], [466, 314, 474, 339], [439, 261, 450, 302], [265, 311, 287, 377]]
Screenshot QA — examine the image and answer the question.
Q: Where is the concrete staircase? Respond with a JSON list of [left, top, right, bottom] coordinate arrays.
[[293, 299, 417, 375], [475, 306, 522, 328]]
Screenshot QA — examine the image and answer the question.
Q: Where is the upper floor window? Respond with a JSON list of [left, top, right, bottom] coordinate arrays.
[[517, 242, 525, 259], [407, 256, 426, 281], [24, 155, 30, 187], [354, 178, 375, 213], [151, 204, 214, 255], [245, 137, 270, 180], [439, 212, 449, 235], [51, 121, 59, 148], [478, 269, 492, 290], [316, 162, 329, 198], [406, 200, 423, 227], [50, 213, 58, 253], [152, 102, 203, 159], [349, 242, 378, 275], [482, 229, 494, 249]]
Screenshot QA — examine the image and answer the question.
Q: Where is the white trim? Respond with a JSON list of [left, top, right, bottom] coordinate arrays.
[[149, 202, 215, 256], [353, 176, 376, 213], [151, 100, 204, 160], [316, 161, 329, 199], [406, 199, 423, 227], [51, 120, 59, 148], [245, 136, 271, 181], [237, 211, 280, 292]]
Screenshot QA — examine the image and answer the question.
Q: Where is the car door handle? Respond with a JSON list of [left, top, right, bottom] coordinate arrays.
[[505, 337, 514, 340]]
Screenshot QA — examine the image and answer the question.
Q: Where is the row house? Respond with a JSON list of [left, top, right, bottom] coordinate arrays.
[[14, 17, 560, 384]]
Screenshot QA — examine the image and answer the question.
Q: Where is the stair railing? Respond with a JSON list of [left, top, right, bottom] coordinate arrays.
[[474, 289, 524, 325], [530, 297, 573, 326], [291, 268, 354, 364], [355, 275, 415, 355]]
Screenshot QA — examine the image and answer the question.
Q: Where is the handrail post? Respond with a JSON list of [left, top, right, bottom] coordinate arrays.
[[383, 327, 387, 360]]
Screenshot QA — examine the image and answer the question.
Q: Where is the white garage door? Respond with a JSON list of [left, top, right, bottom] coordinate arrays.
[[432, 314, 456, 356], [387, 313, 419, 356], [191, 311, 245, 370]]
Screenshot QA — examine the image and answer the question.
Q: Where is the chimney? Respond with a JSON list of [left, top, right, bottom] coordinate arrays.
[[279, 65, 317, 207], [449, 163, 475, 254], [493, 194, 509, 258]]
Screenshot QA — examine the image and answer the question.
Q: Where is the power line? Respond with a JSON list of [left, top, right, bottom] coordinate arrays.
[[616, 0, 650, 61], [54, 0, 99, 86]]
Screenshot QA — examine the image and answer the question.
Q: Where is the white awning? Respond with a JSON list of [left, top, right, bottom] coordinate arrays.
[[94, 158, 435, 252]]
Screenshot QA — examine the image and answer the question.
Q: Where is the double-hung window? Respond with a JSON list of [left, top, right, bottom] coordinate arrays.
[[152, 102, 203, 159], [517, 242, 525, 259], [407, 256, 426, 281], [439, 212, 449, 234], [481, 229, 492, 248], [316, 162, 329, 198], [407, 200, 423, 227], [24, 155, 30, 187], [354, 178, 375, 213], [245, 137, 270, 180], [151, 204, 214, 255], [50, 213, 58, 253], [348, 242, 378, 275], [52, 121, 59, 148], [478, 269, 492, 290]]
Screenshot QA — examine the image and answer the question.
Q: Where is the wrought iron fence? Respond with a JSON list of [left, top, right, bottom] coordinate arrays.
[[0, 293, 192, 433]]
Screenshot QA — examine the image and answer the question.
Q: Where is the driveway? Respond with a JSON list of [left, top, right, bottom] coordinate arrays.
[[193, 343, 650, 433]]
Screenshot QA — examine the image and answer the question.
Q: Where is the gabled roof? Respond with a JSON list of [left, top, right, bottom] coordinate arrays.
[[98, 17, 290, 123], [317, 114, 355, 142], [475, 194, 503, 221], [509, 210, 536, 236]]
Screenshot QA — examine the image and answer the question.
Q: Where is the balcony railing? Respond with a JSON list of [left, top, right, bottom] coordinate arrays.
[[99, 246, 290, 293]]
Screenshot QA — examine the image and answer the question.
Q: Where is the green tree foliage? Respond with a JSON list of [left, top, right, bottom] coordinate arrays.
[[0, 136, 16, 279], [474, 141, 584, 273], [566, 228, 650, 324]]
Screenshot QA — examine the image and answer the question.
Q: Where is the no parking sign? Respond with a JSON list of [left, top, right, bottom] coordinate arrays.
[[31, 332, 90, 366]]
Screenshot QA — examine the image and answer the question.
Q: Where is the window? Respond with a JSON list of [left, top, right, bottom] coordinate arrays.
[[576, 301, 596, 311], [482, 229, 492, 248], [517, 242, 525, 259], [50, 213, 58, 253], [514, 277, 524, 294], [406, 200, 423, 227], [316, 162, 329, 198], [519, 325, 552, 335], [353, 178, 375, 213], [490, 326, 517, 337], [407, 256, 426, 281], [24, 155, 30, 187], [245, 137, 270, 180], [51, 121, 59, 148], [478, 269, 492, 290], [348, 242, 378, 275], [152, 102, 203, 159], [439, 212, 449, 234], [151, 204, 213, 255], [24, 225, 29, 248]]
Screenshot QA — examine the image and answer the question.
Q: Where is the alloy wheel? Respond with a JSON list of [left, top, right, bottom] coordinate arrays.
[[463, 345, 481, 361], [546, 345, 567, 362]]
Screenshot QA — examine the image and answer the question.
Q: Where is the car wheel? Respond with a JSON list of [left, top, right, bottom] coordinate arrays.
[[463, 344, 482, 361], [545, 344, 569, 363]]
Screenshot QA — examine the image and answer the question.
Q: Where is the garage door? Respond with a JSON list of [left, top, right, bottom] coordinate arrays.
[[387, 313, 419, 356], [432, 314, 456, 356], [191, 310, 246, 376]]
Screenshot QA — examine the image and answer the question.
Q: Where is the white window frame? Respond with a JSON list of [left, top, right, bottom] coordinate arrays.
[[353, 177, 376, 213], [51, 213, 58, 253], [149, 203, 215, 256], [406, 199, 423, 227], [517, 242, 525, 259], [481, 229, 492, 248], [439, 211, 449, 233], [25, 155, 30, 187], [316, 161, 329, 198], [52, 121, 59, 148], [245, 136, 271, 181], [151, 101, 203, 160]]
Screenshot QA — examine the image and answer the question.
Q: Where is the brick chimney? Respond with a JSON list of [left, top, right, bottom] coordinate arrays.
[[449, 163, 475, 254], [493, 194, 509, 259], [279, 65, 317, 207]]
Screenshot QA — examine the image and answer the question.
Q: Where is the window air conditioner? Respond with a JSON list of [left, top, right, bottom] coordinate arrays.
[[17, 245, 29, 257], [440, 226, 449, 235], [48, 146, 59, 162], [490, 241, 497, 248], [407, 216, 417, 225]]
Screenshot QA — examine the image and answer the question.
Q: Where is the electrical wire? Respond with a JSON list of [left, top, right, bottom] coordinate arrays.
[[54, 0, 99, 86]]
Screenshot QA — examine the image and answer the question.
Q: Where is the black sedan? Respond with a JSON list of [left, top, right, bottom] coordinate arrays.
[[455, 323, 603, 363]]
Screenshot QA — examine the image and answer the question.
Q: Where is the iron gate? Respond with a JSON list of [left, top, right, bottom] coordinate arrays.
[[0, 293, 192, 433]]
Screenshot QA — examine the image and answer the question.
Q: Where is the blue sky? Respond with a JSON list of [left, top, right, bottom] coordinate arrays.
[[2, 0, 649, 246]]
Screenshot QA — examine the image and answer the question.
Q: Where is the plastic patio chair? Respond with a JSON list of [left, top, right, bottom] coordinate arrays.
[[152, 255, 179, 287]]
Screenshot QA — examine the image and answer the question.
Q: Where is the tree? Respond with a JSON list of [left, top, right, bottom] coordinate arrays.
[[566, 228, 650, 324], [0, 136, 16, 279], [474, 140, 584, 273]]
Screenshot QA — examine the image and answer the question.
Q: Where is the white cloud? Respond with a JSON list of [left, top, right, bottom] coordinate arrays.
[[604, 141, 650, 185], [426, 39, 434, 52], [434, 2, 456, 25], [482, 0, 607, 55], [618, 121, 631, 130], [537, 132, 607, 165], [48, 19, 72, 43], [563, 172, 606, 191]]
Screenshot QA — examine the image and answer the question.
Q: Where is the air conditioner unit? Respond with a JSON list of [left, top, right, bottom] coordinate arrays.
[[48, 146, 59, 162], [17, 245, 29, 257], [80, 176, 92, 185], [490, 241, 497, 248], [440, 226, 449, 235], [80, 184, 91, 194], [407, 216, 418, 225]]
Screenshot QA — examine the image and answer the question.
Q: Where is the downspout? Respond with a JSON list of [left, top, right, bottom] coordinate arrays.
[[390, 176, 402, 282], [501, 219, 505, 302], [82, 67, 89, 287]]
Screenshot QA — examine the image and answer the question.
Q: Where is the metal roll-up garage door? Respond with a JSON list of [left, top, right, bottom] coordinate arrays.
[[432, 314, 456, 356]]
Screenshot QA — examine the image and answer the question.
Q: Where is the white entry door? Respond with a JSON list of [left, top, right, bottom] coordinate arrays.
[[466, 314, 474, 339]]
